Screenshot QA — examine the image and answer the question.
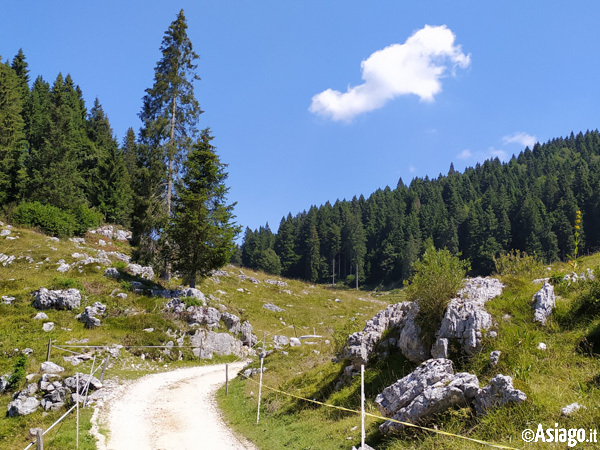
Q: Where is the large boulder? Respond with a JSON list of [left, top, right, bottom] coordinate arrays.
[[41, 361, 65, 374], [7, 395, 40, 417], [188, 306, 221, 328], [532, 281, 555, 325], [375, 359, 479, 434], [431, 277, 504, 358], [346, 302, 427, 368], [191, 330, 246, 359], [33, 288, 81, 310], [375, 359, 526, 434], [64, 373, 103, 392]]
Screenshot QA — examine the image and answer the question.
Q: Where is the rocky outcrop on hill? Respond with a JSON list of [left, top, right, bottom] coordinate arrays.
[[33, 288, 81, 310], [153, 287, 205, 302], [126, 263, 154, 280], [346, 277, 505, 369], [190, 330, 253, 359], [346, 301, 426, 368], [89, 225, 131, 241], [473, 374, 526, 416], [431, 277, 504, 358], [532, 281, 555, 325], [375, 358, 526, 434], [76, 302, 106, 328], [7, 393, 40, 417]]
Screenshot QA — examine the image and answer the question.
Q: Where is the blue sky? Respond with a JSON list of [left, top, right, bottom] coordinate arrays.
[[3, 1, 600, 236]]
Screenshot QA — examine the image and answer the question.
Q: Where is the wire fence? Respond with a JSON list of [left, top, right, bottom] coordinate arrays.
[[23, 331, 519, 450]]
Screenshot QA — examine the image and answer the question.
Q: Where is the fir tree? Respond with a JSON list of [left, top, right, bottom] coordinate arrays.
[[168, 129, 239, 287], [136, 9, 203, 275], [0, 60, 27, 204]]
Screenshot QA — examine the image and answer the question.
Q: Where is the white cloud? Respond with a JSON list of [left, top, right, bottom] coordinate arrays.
[[503, 132, 536, 149], [458, 149, 472, 159], [489, 147, 507, 160], [456, 147, 508, 162], [409, 165, 417, 173], [309, 25, 470, 122]]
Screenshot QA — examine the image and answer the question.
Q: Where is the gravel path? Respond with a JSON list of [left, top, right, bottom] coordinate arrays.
[[95, 362, 257, 450]]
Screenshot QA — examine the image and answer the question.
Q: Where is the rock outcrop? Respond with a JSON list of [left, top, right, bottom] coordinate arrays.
[[191, 330, 250, 359], [375, 359, 526, 434], [263, 303, 285, 312], [532, 281, 555, 325], [33, 288, 81, 310], [375, 359, 480, 434], [431, 277, 504, 358], [473, 374, 526, 416], [76, 302, 106, 328], [126, 263, 154, 280], [346, 302, 426, 368], [7, 394, 40, 417]]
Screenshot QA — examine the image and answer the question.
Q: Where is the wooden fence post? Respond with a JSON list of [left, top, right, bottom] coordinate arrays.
[[100, 355, 110, 383], [36, 429, 43, 450], [46, 339, 51, 362]]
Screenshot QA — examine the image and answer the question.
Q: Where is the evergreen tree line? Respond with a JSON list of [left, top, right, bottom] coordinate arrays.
[[0, 49, 134, 224], [240, 130, 600, 286], [0, 10, 239, 286]]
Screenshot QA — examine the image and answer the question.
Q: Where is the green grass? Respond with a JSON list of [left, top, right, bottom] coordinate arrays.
[[217, 254, 600, 450], [0, 224, 384, 448]]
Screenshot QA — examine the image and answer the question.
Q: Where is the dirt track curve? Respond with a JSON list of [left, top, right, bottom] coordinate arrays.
[[94, 362, 257, 450]]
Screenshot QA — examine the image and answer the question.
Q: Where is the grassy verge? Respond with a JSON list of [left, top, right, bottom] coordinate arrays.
[[218, 255, 600, 449]]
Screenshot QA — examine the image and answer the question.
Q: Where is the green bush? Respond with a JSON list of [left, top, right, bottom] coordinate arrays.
[[12, 201, 76, 236], [7, 355, 27, 390], [181, 296, 203, 307], [404, 246, 470, 347], [72, 203, 103, 236], [572, 278, 600, 317], [493, 249, 542, 278]]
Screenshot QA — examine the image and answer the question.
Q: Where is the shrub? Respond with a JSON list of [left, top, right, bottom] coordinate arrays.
[[71, 203, 103, 236], [493, 249, 542, 278], [51, 276, 84, 291], [7, 355, 27, 390], [181, 296, 203, 307], [404, 246, 470, 347], [572, 278, 600, 317], [12, 201, 76, 236]]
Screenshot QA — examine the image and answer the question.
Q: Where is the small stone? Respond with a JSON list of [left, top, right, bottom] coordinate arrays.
[[561, 402, 586, 416], [489, 350, 501, 367], [98, 239, 107, 246], [537, 342, 547, 350], [42, 322, 54, 332], [40, 361, 64, 374]]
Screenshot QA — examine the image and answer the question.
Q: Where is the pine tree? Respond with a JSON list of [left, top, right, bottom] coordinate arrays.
[[138, 8, 202, 218], [0, 60, 27, 204], [88, 99, 133, 225], [168, 129, 240, 287], [136, 9, 203, 275]]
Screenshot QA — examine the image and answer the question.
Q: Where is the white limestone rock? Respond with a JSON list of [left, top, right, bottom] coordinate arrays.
[[33, 288, 81, 310], [532, 281, 555, 325]]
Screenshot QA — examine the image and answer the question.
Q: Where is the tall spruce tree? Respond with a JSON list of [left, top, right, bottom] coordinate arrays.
[[168, 129, 239, 287], [0, 60, 27, 204], [136, 9, 203, 274]]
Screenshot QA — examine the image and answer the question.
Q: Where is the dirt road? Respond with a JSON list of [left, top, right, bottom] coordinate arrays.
[[95, 362, 257, 450]]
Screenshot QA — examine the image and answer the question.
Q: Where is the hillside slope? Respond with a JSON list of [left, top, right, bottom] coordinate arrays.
[[218, 254, 600, 449], [0, 222, 385, 449]]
